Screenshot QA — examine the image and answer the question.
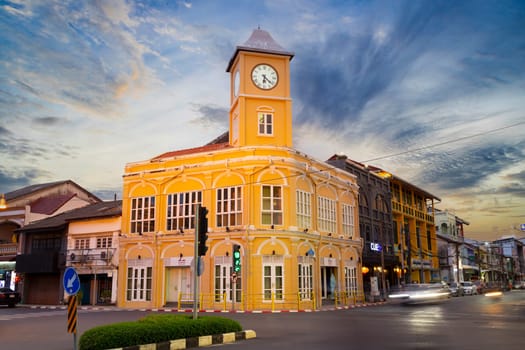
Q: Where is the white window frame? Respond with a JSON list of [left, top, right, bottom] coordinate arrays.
[[166, 191, 202, 231], [214, 256, 241, 302], [258, 112, 273, 136], [130, 196, 156, 233], [262, 255, 284, 301], [75, 238, 90, 250], [344, 266, 358, 297], [342, 204, 355, 238], [318, 196, 336, 233], [96, 237, 112, 248], [216, 186, 243, 228], [126, 266, 152, 301], [298, 256, 314, 300], [296, 190, 311, 230], [261, 185, 283, 226]]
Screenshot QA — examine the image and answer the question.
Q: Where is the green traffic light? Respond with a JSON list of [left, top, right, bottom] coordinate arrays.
[[233, 244, 241, 272]]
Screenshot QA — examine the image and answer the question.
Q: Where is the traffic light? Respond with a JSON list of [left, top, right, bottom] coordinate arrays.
[[233, 244, 241, 273], [198, 206, 208, 256]]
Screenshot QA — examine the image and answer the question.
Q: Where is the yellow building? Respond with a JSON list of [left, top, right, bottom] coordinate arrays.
[[117, 29, 363, 311], [386, 174, 441, 283]]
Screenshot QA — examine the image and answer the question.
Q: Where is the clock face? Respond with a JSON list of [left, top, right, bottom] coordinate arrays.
[[233, 70, 240, 96], [251, 64, 278, 90]]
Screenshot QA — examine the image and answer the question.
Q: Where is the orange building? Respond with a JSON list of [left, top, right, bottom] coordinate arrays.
[[117, 29, 363, 311]]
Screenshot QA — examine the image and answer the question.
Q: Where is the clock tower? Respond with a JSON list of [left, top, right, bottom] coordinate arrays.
[[226, 29, 294, 148]]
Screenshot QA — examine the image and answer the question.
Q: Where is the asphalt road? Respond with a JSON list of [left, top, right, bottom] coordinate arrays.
[[1, 290, 523, 350]]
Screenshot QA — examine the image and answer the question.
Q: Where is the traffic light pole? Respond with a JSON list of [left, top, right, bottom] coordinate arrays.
[[232, 275, 237, 312], [193, 204, 200, 320], [231, 244, 241, 311]]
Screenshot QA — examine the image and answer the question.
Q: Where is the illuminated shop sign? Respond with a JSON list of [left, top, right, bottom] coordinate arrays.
[[370, 242, 382, 252]]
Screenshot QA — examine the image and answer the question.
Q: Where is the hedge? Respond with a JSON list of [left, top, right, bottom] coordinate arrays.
[[79, 314, 242, 350]]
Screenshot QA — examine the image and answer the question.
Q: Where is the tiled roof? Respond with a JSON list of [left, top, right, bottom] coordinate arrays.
[[240, 28, 292, 55], [17, 200, 122, 232], [152, 142, 231, 160], [30, 193, 77, 215], [206, 131, 229, 145], [4, 180, 69, 201], [227, 28, 294, 72], [4, 180, 101, 202]]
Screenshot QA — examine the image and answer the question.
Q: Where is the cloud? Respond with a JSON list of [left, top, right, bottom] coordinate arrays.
[[420, 143, 525, 191], [0, 165, 52, 194], [190, 104, 229, 129], [31, 116, 65, 127]]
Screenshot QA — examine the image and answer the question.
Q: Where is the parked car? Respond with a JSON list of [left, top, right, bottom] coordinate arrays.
[[0, 287, 21, 308], [473, 280, 484, 294], [449, 282, 464, 297], [513, 281, 525, 289], [460, 281, 478, 295]]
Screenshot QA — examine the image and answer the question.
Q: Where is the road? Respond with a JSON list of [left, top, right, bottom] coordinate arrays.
[[0, 290, 523, 350]]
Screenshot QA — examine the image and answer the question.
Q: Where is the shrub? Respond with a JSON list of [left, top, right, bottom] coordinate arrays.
[[79, 314, 242, 350]]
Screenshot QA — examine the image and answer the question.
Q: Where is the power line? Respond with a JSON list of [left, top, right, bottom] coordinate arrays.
[[361, 120, 525, 163]]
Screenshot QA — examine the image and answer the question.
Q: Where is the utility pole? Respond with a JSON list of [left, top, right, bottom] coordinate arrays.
[[456, 243, 461, 283], [406, 225, 412, 283], [380, 225, 386, 298]]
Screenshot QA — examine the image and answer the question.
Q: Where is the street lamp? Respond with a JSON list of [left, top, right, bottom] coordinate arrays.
[[0, 194, 7, 209]]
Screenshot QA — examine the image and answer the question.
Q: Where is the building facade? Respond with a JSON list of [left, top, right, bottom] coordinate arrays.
[[492, 237, 524, 288], [15, 200, 120, 305], [435, 209, 470, 283], [117, 29, 363, 311], [383, 174, 440, 283], [0, 180, 100, 298], [65, 201, 121, 305], [326, 155, 396, 299]]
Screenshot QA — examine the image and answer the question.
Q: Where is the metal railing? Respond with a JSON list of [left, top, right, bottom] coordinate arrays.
[[0, 243, 17, 256], [167, 290, 367, 312]]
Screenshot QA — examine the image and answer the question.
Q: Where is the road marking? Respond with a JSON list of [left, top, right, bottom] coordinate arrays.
[[0, 310, 65, 321]]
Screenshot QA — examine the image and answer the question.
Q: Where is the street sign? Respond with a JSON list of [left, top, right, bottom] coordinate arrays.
[[197, 256, 204, 276], [63, 267, 80, 295]]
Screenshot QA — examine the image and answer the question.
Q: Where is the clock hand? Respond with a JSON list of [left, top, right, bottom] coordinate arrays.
[[262, 75, 270, 83]]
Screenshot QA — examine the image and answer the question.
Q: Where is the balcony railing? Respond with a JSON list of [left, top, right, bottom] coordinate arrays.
[[67, 248, 116, 267], [0, 243, 17, 257], [392, 201, 433, 223]]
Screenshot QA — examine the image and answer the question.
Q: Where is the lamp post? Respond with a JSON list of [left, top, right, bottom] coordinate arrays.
[[0, 194, 7, 209]]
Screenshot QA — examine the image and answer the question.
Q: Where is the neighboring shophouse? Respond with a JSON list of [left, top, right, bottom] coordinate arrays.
[[117, 29, 363, 311], [492, 236, 524, 287], [435, 209, 470, 283], [15, 200, 121, 305], [0, 181, 100, 296], [326, 155, 396, 299], [370, 172, 441, 284]]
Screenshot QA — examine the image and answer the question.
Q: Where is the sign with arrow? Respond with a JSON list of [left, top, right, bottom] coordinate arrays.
[[63, 267, 80, 295]]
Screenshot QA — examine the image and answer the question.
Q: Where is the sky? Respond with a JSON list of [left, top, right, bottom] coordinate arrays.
[[1, 0, 524, 241]]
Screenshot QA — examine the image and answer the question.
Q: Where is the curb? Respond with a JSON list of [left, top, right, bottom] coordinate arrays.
[[109, 330, 256, 350], [21, 302, 387, 313]]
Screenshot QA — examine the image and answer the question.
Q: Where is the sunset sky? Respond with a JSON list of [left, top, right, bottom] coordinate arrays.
[[1, 0, 524, 241]]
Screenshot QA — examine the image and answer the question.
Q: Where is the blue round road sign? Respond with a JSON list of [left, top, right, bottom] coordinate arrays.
[[63, 267, 80, 295]]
